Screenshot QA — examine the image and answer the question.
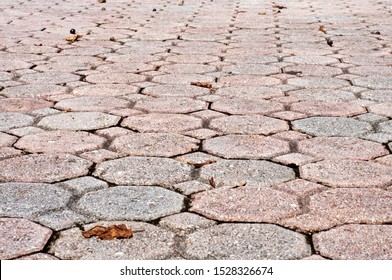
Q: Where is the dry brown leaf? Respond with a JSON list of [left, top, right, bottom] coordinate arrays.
[[98, 0, 106, 3], [258, 11, 266, 15], [209, 177, 216, 188], [191, 81, 213, 89], [319, 25, 326, 34], [82, 224, 134, 240], [64, 35, 82, 43]]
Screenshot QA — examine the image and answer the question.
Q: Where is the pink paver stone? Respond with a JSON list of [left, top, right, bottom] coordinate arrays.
[[313, 225, 392, 260], [203, 135, 290, 159], [211, 98, 284, 115], [273, 153, 316, 166], [1, 84, 68, 98], [291, 101, 365, 117], [54, 96, 130, 112], [15, 131, 107, 154], [18, 72, 80, 84], [73, 84, 139, 97], [121, 113, 203, 133], [298, 137, 388, 160], [142, 85, 210, 97], [190, 186, 301, 223], [109, 133, 199, 157], [134, 97, 207, 113], [166, 54, 220, 64], [152, 74, 215, 85], [85, 73, 146, 84], [287, 77, 350, 89], [209, 115, 289, 135], [215, 86, 285, 99], [0, 98, 53, 113], [282, 188, 392, 233], [0, 218, 52, 259], [273, 179, 328, 199], [0, 154, 93, 183], [0, 132, 17, 147], [368, 102, 392, 118], [219, 75, 281, 86], [300, 159, 392, 188]]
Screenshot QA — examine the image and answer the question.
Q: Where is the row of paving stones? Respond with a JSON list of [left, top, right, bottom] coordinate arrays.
[[1, 0, 392, 260]]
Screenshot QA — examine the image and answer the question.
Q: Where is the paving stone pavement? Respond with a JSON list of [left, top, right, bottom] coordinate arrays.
[[0, 0, 391, 260]]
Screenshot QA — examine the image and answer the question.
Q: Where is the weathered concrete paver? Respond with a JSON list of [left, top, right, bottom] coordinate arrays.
[[0, 218, 52, 260], [183, 223, 311, 260], [1, 0, 392, 260]]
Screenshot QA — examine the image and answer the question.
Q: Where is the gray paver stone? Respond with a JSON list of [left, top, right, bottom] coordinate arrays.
[[159, 212, 217, 235], [0, 112, 34, 131]]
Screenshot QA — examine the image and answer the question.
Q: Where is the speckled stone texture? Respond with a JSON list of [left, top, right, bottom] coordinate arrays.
[[48, 221, 176, 260], [0, 218, 52, 259], [182, 223, 312, 259]]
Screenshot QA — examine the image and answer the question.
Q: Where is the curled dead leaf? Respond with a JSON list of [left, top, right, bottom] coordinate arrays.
[[319, 25, 326, 34], [64, 35, 82, 43], [209, 177, 216, 188], [191, 81, 213, 89], [82, 224, 138, 240], [258, 11, 266, 15]]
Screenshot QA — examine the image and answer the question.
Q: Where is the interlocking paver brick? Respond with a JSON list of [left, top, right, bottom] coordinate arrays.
[[291, 101, 365, 117], [368, 103, 392, 118], [15, 131, 106, 154], [173, 180, 213, 196], [283, 55, 339, 65], [35, 210, 92, 232], [378, 120, 392, 134], [219, 75, 281, 86], [283, 65, 343, 76], [298, 137, 388, 160], [273, 153, 316, 166], [79, 149, 120, 163], [19, 72, 80, 84], [152, 73, 215, 85], [0, 154, 92, 183], [0, 132, 17, 147], [109, 133, 199, 157], [300, 159, 392, 188], [1, 84, 68, 98], [359, 90, 392, 102], [0, 218, 52, 260], [142, 85, 210, 97], [354, 113, 389, 124], [352, 76, 392, 89], [211, 97, 284, 115], [313, 225, 392, 260], [159, 213, 217, 235], [0, 182, 71, 218], [54, 96, 130, 112], [282, 188, 392, 233], [222, 64, 280, 75], [215, 86, 285, 99], [166, 54, 220, 64], [191, 186, 301, 223], [273, 179, 328, 199], [49, 221, 176, 260], [56, 176, 109, 196], [183, 223, 311, 260], [133, 97, 207, 113], [38, 112, 120, 131], [85, 73, 146, 84], [77, 186, 184, 221], [72, 84, 139, 97], [287, 77, 350, 89], [0, 98, 53, 113], [199, 160, 295, 187], [203, 135, 290, 159], [121, 113, 202, 133], [94, 156, 193, 187], [292, 117, 373, 137], [287, 89, 356, 102], [159, 64, 217, 74], [0, 112, 34, 132]]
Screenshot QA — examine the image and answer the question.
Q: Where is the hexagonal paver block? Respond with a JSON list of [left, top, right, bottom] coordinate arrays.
[[0, 98, 53, 113], [38, 112, 120, 131], [203, 135, 290, 159], [287, 89, 356, 102], [15, 131, 107, 154], [298, 137, 388, 160], [291, 101, 365, 117], [159, 213, 217, 235], [109, 133, 199, 157], [93, 156, 193, 186], [352, 76, 392, 89], [199, 160, 295, 187], [368, 103, 392, 118], [300, 159, 392, 188], [142, 85, 210, 97], [292, 117, 373, 137], [54, 96, 130, 112], [209, 115, 289, 135], [183, 223, 311, 259], [359, 90, 392, 102], [211, 98, 284, 115], [219, 75, 281, 86], [215, 86, 284, 100], [121, 113, 202, 133], [0, 112, 34, 131], [282, 188, 392, 233], [36, 209, 93, 231], [287, 77, 350, 89], [222, 64, 280, 75], [133, 97, 207, 113], [378, 120, 392, 134], [73, 84, 139, 97], [48, 221, 175, 260], [191, 186, 301, 223], [18, 72, 80, 84], [0, 218, 52, 259], [313, 225, 392, 260], [152, 74, 215, 85], [283, 55, 339, 65], [0, 154, 92, 183], [0, 183, 71, 218], [85, 73, 146, 84], [1, 84, 68, 98]]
